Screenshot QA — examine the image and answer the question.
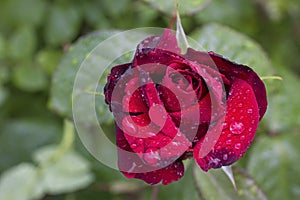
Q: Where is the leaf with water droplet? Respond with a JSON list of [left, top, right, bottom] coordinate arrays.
[[193, 165, 268, 200]]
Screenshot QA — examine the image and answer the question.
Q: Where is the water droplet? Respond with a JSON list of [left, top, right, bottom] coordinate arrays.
[[240, 135, 245, 140], [137, 139, 143, 144], [131, 143, 137, 148], [226, 140, 232, 145], [235, 143, 241, 150], [230, 122, 245, 135], [247, 109, 253, 114], [223, 154, 228, 160], [227, 133, 232, 138], [246, 89, 251, 94], [238, 103, 243, 107]]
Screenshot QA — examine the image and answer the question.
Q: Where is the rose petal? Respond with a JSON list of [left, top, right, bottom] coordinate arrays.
[[104, 63, 131, 109], [184, 48, 267, 120], [194, 78, 260, 171], [161, 161, 184, 185]]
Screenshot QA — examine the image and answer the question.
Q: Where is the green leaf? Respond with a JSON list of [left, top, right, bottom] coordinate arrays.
[[44, 4, 81, 46], [33, 145, 94, 195], [193, 165, 267, 200], [0, 118, 61, 172], [262, 68, 300, 133], [12, 63, 48, 92], [143, 0, 211, 16], [0, 86, 8, 106], [49, 31, 114, 118], [36, 49, 62, 76], [158, 164, 200, 200], [8, 26, 36, 60], [0, 0, 46, 29], [247, 135, 300, 200], [0, 34, 5, 59], [0, 163, 43, 200], [50, 30, 138, 124], [191, 23, 274, 77]]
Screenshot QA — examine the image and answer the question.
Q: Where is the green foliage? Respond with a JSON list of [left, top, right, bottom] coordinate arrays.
[[194, 166, 267, 200], [248, 135, 300, 200], [158, 164, 200, 200], [0, 121, 93, 199], [191, 23, 274, 77], [49, 31, 113, 118], [0, 0, 300, 199], [143, 0, 210, 16]]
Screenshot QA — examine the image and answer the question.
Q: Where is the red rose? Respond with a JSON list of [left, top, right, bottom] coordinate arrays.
[[104, 29, 267, 185]]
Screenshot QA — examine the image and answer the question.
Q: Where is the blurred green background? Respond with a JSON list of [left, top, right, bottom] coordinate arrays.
[[0, 0, 300, 199]]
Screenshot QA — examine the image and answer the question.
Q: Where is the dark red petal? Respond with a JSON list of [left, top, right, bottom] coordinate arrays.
[[157, 85, 181, 112], [156, 29, 181, 54], [184, 48, 267, 120], [134, 29, 180, 58], [194, 78, 260, 171], [104, 63, 131, 109], [123, 86, 148, 113], [169, 93, 211, 126], [134, 169, 163, 185], [161, 161, 184, 185]]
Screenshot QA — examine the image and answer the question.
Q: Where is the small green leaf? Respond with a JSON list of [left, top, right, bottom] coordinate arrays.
[[44, 4, 81, 46], [0, 163, 43, 200], [193, 165, 267, 200], [8, 26, 36, 60], [33, 145, 94, 195], [191, 23, 274, 77], [12, 63, 48, 92], [247, 135, 300, 200], [36, 49, 62, 75], [0, 0, 46, 28], [143, 0, 211, 16]]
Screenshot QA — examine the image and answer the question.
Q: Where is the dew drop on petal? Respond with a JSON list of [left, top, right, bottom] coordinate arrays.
[[240, 135, 245, 140], [226, 140, 232, 145], [229, 122, 245, 135], [247, 109, 253, 114], [131, 143, 137, 148], [235, 143, 241, 150], [223, 154, 228, 161]]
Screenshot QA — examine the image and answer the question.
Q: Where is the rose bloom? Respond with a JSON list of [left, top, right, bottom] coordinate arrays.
[[104, 30, 267, 185]]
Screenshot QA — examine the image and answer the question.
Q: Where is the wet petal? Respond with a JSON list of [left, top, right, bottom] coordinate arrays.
[[184, 48, 267, 119], [104, 63, 131, 110], [194, 78, 260, 171], [161, 161, 184, 185]]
